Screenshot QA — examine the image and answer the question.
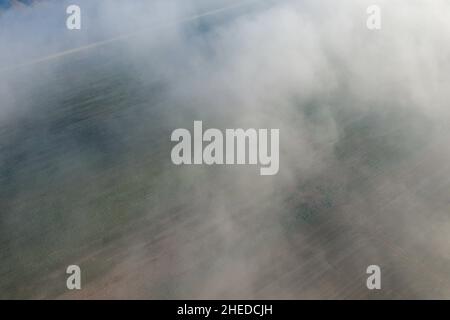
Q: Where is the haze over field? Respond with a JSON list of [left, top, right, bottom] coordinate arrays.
[[1, 0, 450, 299]]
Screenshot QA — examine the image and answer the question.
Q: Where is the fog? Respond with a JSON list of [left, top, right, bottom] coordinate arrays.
[[1, 0, 450, 299]]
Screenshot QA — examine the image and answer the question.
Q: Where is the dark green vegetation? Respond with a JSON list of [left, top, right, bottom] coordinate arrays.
[[0, 45, 174, 298]]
